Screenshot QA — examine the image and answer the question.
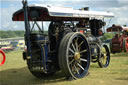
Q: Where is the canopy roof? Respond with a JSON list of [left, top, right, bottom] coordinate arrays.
[[107, 25, 123, 32], [12, 4, 114, 21], [122, 27, 128, 31]]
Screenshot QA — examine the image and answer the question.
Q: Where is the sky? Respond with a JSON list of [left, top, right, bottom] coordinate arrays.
[[0, 0, 128, 30]]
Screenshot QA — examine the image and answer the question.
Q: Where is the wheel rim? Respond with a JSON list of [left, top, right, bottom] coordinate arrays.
[[66, 33, 90, 78], [0, 50, 6, 66], [101, 47, 107, 65], [100, 45, 110, 67]]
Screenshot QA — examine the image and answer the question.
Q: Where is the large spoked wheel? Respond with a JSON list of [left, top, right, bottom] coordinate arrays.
[[123, 38, 128, 52], [0, 50, 6, 66], [58, 32, 91, 79], [98, 45, 110, 68]]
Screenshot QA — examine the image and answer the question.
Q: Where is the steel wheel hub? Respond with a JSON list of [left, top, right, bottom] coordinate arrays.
[[103, 54, 107, 59], [74, 52, 80, 60]]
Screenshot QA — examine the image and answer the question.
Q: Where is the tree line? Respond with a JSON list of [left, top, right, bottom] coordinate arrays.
[[0, 30, 48, 38], [0, 30, 113, 41], [0, 31, 25, 38]]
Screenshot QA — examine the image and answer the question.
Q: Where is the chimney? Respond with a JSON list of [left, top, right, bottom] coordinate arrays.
[[80, 7, 89, 11]]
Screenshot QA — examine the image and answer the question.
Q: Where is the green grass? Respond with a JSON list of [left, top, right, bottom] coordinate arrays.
[[0, 51, 128, 85]]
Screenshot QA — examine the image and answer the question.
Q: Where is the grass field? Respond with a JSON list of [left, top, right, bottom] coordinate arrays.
[[0, 51, 128, 85]]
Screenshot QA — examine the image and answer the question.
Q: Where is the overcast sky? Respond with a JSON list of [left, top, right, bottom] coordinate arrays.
[[0, 0, 128, 30]]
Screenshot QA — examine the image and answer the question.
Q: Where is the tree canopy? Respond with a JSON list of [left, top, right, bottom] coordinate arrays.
[[0, 31, 25, 38]]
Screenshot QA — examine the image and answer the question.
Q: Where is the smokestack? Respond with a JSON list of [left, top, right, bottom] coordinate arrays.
[[80, 7, 89, 11]]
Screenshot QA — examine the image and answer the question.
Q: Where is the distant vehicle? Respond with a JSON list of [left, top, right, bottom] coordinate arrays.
[[107, 25, 128, 53], [0, 45, 14, 52], [0, 50, 6, 66], [0, 40, 25, 52], [0, 37, 25, 52], [10, 40, 25, 49]]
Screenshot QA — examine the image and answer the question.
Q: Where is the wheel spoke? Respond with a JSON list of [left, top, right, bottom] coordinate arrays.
[[75, 38, 79, 52], [80, 49, 87, 54], [80, 58, 87, 62], [68, 54, 74, 57], [74, 64, 80, 74], [104, 54, 107, 64], [102, 56, 105, 65], [79, 47, 81, 51], [103, 58, 106, 65], [103, 51, 107, 54], [77, 63, 84, 71], [78, 41, 84, 48], [75, 37, 78, 43], [69, 59, 75, 65], [72, 43, 76, 52], [69, 48, 75, 54], [102, 47, 106, 52]]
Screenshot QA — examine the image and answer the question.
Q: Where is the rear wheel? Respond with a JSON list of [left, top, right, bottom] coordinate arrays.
[[58, 32, 90, 79], [98, 45, 110, 68]]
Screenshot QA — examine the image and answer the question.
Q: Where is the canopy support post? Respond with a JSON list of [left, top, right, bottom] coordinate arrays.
[[22, 0, 31, 56]]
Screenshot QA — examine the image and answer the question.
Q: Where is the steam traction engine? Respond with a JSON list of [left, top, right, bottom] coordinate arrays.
[[107, 25, 128, 53], [12, 0, 114, 79]]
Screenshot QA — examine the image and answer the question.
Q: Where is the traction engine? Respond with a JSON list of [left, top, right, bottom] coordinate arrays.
[[107, 25, 128, 53], [12, 0, 113, 79]]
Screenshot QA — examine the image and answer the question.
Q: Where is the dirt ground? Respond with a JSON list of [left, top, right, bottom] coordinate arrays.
[[0, 51, 128, 85]]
